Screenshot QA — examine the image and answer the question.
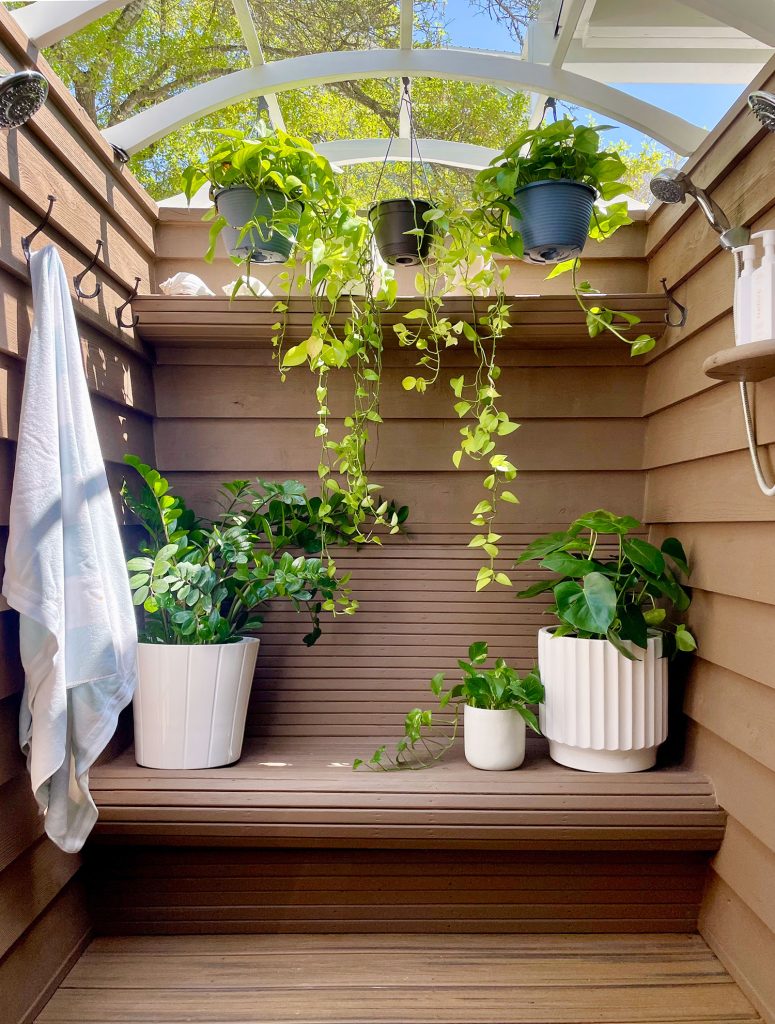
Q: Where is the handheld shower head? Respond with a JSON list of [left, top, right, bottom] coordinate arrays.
[[649, 166, 750, 250], [748, 90, 775, 132], [0, 71, 48, 129]]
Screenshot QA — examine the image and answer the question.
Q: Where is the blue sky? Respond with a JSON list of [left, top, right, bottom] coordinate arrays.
[[441, 0, 743, 153]]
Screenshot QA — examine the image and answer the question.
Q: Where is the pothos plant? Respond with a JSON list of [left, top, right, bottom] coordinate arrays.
[[475, 117, 657, 357], [396, 200, 520, 592], [515, 509, 697, 659], [122, 455, 364, 647], [183, 127, 402, 544], [354, 642, 544, 771]]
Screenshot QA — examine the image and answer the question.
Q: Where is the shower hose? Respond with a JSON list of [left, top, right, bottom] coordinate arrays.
[[732, 248, 775, 496]]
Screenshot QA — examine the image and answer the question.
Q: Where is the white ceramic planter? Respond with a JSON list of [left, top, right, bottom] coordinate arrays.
[[537, 626, 667, 773], [463, 704, 526, 771], [133, 638, 260, 769]]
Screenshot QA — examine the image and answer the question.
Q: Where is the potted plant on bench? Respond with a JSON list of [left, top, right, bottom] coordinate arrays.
[[181, 124, 341, 264], [515, 510, 697, 773], [122, 457, 360, 770], [355, 642, 544, 772]]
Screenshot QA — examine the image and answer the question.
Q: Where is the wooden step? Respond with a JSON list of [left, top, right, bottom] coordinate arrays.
[[36, 933, 763, 1023]]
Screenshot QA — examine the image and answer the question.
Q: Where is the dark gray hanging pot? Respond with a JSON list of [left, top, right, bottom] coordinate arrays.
[[509, 179, 596, 264], [369, 198, 435, 266], [213, 185, 302, 263]]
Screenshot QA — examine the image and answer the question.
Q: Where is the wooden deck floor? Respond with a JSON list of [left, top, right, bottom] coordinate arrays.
[[37, 934, 762, 1023]]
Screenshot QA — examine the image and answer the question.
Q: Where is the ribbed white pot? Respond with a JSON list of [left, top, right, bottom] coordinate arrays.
[[464, 704, 526, 771], [537, 626, 667, 773], [133, 638, 260, 769]]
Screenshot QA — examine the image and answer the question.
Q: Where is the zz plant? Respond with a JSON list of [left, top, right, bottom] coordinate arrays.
[[354, 642, 544, 771], [122, 455, 364, 647], [515, 509, 697, 658], [475, 117, 657, 356]]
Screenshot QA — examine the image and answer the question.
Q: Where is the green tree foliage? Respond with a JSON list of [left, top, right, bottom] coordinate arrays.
[[41, 0, 663, 205]]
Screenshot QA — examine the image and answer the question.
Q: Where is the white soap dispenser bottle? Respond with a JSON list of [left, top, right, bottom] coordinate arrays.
[[751, 230, 775, 343], [734, 244, 758, 346]]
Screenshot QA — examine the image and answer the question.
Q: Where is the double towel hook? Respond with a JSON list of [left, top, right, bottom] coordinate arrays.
[[21, 194, 55, 263], [115, 277, 141, 330]]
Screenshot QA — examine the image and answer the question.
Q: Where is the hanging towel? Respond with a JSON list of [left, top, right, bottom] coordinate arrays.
[[2, 246, 137, 853]]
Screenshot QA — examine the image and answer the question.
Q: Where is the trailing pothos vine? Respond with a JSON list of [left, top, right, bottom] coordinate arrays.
[[397, 203, 520, 591]]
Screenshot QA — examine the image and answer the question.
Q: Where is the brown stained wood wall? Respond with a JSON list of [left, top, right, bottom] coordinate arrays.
[[644, 58, 775, 1024], [0, 11, 158, 1022]]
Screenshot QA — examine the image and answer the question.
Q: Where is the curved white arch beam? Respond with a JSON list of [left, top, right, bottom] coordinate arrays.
[[14, 1, 129, 49], [317, 137, 499, 169], [103, 47, 708, 156]]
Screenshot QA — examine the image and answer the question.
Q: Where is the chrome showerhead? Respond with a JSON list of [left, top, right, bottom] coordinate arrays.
[[649, 167, 687, 205], [748, 90, 775, 132], [649, 166, 750, 250], [0, 71, 48, 129]]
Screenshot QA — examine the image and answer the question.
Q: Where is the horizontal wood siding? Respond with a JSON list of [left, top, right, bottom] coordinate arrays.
[[644, 56, 775, 1024], [152, 329, 646, 739], [0, 9, 158, 1021]]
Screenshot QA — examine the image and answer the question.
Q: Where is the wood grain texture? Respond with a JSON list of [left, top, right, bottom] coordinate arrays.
[[36, 932, 761, 1023]]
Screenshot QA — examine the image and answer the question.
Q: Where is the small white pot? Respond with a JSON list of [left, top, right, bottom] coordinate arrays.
[[464, 704, 526, 771], [133, 638, 260, 769], [538, 626, 667, 773]]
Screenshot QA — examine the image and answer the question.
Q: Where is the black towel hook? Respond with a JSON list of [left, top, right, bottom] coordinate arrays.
[[660, 277, 688, 329], [22, 194, 56, 263], [115, 276, 140, 329], [73, 239, 103, 299]]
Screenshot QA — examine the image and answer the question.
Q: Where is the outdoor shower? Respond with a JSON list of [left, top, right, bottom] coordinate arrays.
[[0, 69, 47, 129], [649, 91, 775, 497]]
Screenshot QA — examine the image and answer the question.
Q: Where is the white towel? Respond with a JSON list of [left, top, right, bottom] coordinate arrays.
[[2, 246, 137, 853]]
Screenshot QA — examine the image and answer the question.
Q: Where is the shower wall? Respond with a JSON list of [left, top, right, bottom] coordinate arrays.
[[0, 11, 158, 1022], [645, 60, 775, 1024]]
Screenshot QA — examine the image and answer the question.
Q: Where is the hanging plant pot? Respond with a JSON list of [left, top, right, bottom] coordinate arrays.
[[213, 185, 302, 264], [369, 198, 435, 267], [509, 179, 596, 264]]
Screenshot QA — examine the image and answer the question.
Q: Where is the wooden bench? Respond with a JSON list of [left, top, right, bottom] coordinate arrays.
[[86, 737, 725, 936]]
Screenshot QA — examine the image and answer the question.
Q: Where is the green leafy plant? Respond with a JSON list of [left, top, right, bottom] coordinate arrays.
[[475, 117, 656, 356], [515, 509, 697, 659], [353, 642, 544, 771], [122, 455, 374, 647], [396, 200, 520, 590]]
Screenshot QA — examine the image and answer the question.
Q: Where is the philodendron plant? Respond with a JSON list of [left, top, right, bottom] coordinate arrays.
[[354, 642, 544, 771], [515, 509, 697, 659], [122, 456, 369, 647], [475, 117, 657, 357]]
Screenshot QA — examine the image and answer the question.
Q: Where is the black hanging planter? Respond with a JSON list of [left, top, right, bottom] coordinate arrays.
[[509, 179, 596, 264], [369, 198, 435, 267], [213, 185, 302, 263]]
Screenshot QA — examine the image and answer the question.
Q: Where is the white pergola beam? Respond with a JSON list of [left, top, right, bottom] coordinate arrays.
[[103, 47, 708, 156], [318, 137, 498, 169], [229, 0, 285, 130], [550, 0, 588, 66], [13, 0, 129, 48], [679, 0, 775, 49], [400, 0, 414, 49]]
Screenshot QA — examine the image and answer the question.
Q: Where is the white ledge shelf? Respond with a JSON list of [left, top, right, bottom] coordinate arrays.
[[131, 294, 669, 348], [703, 339, 775, 383]]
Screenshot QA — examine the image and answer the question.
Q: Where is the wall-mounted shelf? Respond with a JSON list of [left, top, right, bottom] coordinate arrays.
[[703, 339, 775, 382], [131, 294, 669, 348]]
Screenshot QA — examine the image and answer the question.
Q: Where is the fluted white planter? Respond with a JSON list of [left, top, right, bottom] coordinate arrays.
[[464, 704, 526, 771], [133, 638, 260, 769], [537, 627, 667, 773]]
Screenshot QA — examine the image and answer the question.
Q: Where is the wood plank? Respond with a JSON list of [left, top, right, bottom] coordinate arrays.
[[685, 593, 775, 691], [642, 317, 731, 415], [154, 418, 644, 473], [0, 772, 44, 874], [0, 878, 91, 1024], [711, 818, 775, 937], [35, 933, 760, 1024], [0, 838, 81, 958], [686, 724, 775, 854], [700, 874, 775, 1024]]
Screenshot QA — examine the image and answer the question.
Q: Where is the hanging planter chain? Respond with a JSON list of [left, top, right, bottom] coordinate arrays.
[[371, 77, 433, 203]]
